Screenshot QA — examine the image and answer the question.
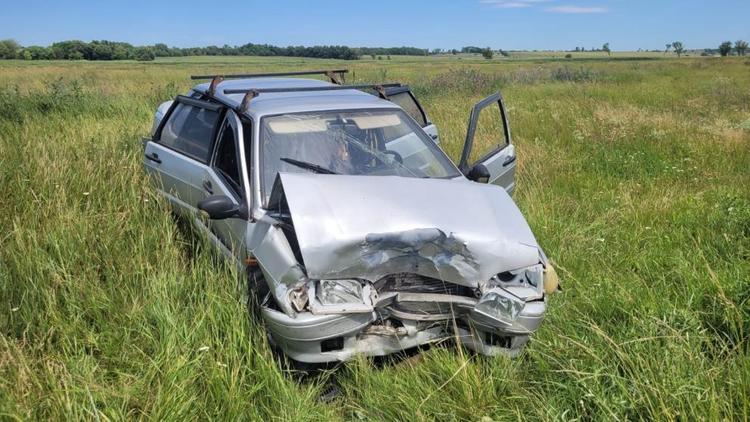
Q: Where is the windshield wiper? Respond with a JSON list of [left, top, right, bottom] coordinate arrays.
[[280, 157, 338, 175]]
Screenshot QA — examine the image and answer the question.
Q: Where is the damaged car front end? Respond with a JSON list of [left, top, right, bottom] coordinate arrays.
[[255, 173, 558, 363]]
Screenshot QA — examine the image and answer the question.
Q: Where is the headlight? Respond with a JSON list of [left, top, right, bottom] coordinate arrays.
[[493, 264, 544, 301], [317, 279, 364, 305], [474, 288, 525, 325], [309, 279, 374, 314]]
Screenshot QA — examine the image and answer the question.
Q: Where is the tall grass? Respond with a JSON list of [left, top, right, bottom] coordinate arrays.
[[1, 56, 748, 420]]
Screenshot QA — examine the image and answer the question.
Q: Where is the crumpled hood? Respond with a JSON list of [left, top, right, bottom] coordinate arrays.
[[269, 173, 541, 287]]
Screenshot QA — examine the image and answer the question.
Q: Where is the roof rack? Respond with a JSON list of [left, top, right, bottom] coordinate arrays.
[[223, 83, 401, 96], [191, 69, 348, 84], [223, 83, 403, 113]]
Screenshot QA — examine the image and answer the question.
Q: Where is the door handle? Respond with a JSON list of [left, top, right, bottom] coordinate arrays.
[[145, 152, 162, 164], [202, 180, 213, 194], [502, 155, 516, 167]]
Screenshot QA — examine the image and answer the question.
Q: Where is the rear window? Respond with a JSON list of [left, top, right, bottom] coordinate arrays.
[[159, 103, 220, 162]]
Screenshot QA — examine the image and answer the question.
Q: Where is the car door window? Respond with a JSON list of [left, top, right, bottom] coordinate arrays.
[[386, 89, 428, 127], [214, 122, 242, 197], [465, 100, 508, 166], [159, 102, 221, 163]]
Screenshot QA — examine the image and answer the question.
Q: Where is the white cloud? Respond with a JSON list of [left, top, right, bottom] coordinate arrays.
[[545, 5, 608, 13], [480, 0, 552, 8], [481, 0, 608, 13], [493, 2, 533, 8]]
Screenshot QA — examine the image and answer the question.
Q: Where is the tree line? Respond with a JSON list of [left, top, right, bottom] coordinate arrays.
[[718, 40, 748, 56], [3, 38, 745, 62], [0, 40, 439, 61], [0, 39, 366, 61], [0, 39, 513, 61]]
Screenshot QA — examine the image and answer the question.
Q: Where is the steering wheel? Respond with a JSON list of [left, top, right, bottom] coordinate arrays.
[[381, 150, 403, 164]]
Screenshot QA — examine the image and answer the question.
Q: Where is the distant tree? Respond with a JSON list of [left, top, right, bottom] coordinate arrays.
[[665, 43, 671, 54], [0, 39, 20, 59], [91, 43, 113, 60], [719, 41, 733, 57], [152, 43, 170, 57], [481, 47, 493, 59], [50, 40, 90, 60], [575, 47, 581, 52], [450, 49, 458, 55], [602, 42, 611, 56], [134, 47, 155, 61], [672, 41, 684, 57], [461, 46, 484, 54], [565, 53, 572, 59], [23, 46, 52, 60], [735, 40, 748, 56]]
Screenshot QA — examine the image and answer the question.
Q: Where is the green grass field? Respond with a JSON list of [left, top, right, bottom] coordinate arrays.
[[1, 55, 749, 420]]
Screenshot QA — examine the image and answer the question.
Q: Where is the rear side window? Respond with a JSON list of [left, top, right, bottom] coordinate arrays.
[[389, 92, 427, 127], [214, 124, 242, 196], [159, 103, 220, 162]]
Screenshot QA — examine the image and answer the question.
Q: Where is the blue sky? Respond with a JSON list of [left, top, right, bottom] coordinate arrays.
[[3, 0, 749, 51]]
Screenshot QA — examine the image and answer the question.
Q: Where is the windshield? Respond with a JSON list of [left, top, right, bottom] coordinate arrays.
[[260, 109, 460, 204]]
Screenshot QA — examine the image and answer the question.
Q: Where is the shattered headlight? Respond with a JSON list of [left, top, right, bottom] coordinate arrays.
[[309, 279, 373, 314], [317, 279, 364, 305], [493, 264, 544, 301], [474, 288, 525, 326]]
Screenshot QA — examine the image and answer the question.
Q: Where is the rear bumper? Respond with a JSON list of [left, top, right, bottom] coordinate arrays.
[[261, 299, 545, 363]]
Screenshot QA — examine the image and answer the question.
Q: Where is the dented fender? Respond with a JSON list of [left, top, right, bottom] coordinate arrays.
[[246, 216, 306, 317]]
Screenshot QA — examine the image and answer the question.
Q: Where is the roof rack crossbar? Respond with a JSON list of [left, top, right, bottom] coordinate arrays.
[[191, 69, 349, 82], [222, 83, 402, 96]]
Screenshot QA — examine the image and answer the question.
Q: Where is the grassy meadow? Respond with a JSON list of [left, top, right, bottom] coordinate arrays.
[[1, 54, 749, 420]]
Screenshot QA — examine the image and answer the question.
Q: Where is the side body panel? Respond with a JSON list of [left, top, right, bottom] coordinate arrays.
[[144, 140, 205, 215]]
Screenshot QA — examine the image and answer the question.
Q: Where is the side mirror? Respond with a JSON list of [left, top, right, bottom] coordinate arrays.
[[198, 195, 248, 220], [466, 163, 491, 184]]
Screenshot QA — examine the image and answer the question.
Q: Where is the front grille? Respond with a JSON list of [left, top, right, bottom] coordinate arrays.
[[374, 273, 477, 297]]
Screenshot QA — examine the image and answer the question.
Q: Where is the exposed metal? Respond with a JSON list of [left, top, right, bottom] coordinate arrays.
[[208, 76, 224, 97], [324, 70, 344, 85], [373, 84, 389, 99], [239, 90, 258, 113]]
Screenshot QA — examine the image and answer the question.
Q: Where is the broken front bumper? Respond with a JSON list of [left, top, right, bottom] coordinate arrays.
[[261, 294, 546, 363]]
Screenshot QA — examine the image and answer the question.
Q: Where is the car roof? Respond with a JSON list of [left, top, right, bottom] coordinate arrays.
[[192, 77, 400, 119]]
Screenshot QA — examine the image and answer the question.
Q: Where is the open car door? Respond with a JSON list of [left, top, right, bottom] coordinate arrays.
[[458, 92, 517, 194], [384, 86, 440, 143]]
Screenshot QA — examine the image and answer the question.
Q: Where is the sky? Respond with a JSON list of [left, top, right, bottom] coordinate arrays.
[[2, 0, 749, 51]]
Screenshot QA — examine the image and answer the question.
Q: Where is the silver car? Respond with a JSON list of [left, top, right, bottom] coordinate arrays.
[[143, 70, 559, 363]]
